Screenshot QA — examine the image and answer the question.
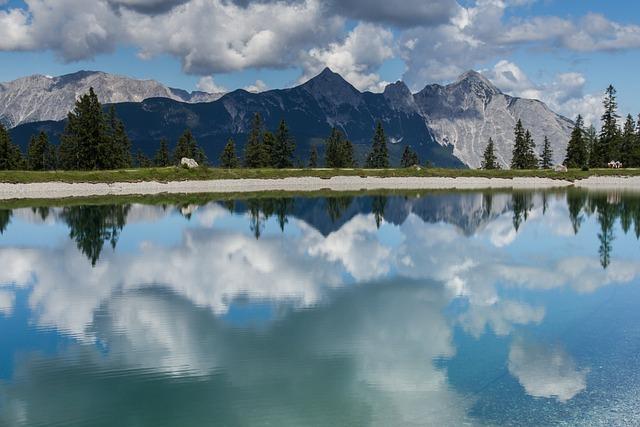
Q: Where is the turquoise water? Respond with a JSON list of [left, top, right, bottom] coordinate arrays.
[[1, 190, 640, 426]]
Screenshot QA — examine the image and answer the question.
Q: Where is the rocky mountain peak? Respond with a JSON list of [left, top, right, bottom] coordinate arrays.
[[452, 70, 501, 96], [301, 67, 361, 106], [383, 81, 417, 112]]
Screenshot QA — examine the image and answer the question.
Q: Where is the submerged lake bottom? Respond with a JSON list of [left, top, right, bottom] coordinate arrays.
[[1, 189, 640, 426]]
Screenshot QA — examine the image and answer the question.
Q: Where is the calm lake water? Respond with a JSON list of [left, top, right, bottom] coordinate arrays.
[[1, 190, 640, 426]]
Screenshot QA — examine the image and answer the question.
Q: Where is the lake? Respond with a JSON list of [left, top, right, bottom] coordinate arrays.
[[1, 189, 640, 426]]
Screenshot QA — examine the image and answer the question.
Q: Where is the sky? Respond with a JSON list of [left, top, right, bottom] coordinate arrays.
[[1, 0, 640, 125]]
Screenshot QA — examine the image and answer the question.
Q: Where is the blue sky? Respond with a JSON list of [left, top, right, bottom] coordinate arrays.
[[1, 0, 640, 123]]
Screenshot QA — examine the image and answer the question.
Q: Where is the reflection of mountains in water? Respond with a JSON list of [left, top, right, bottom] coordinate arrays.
[[229, 192, 514, 236]]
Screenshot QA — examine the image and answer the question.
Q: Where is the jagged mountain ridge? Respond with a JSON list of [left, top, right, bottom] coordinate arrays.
[[6, 68, 573, 168], [0, 71, 223, 128]]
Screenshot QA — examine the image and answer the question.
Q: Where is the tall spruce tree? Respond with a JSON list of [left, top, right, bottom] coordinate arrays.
[[154, 138, 171, 167], [59, 87, 109, 170], [272, 119, 295, 168], [220, 138, 240, 168], [481, 138, 499, 170], [325, 128, 352, 168], [524, 130, 539, 169], [0, 123, 23, 170], [585, 125, 598, 168], [620, 114, 637, 167], [540, 136, 554, 169], [510, 120, 528, 169], [400, 146, 419, 167], [365, 121, 389, 168], [244, 113, 271, 168], [308, 145, 318, 168], [105, 106, 132, 169], [27, 132, 55, 171], [173, 129, 196, 164], [564, 115, 587, 168], [593, 85, 621, 166]]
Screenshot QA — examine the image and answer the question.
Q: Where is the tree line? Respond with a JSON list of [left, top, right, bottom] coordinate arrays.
[[482, 84, 640, 170]]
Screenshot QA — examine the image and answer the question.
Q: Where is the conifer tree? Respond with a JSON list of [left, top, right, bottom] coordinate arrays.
[[135, 149, 152, 168], [244, 113, 271, 168], [524, 130, 539, 169], [400, 146, 419, 167], [325, 128, 344, 167], [365, 121, 389, 168], [173, 129, 196, 164], [154, 138, 171, 167], [510, 120, 528, 169], [540, 136, 554, 169], [620, 114, 637, 167], [341, 139, 355, 167], [27, 131, 55, 171], [272, 119, 295, 168], [585, 125, 598, 168], [59, 87, 109, 170], [481, 138, 499, 170], [564, 115, 587, 168], [220, 138, 240, 168], [593, 85, 621, 166], [308, 145, 318, 168], [105, 106, 132, 169], [0, 123, 24, 170]]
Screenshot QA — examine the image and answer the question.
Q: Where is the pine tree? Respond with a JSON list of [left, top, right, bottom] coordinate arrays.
[[325, 128, 345, 167], [154, 138, 171, 167], [244, 113, 271, 168], [585, 125, 598, 168], [135, 149, 152, 168], [510, 120, 528, 169], [308, 145, 318, 168], [341, 139, 355, 167], [272, 119, 295, 168], [27, 132, 55, 171], [594, 85, 621, 166], [0, 123, 24, 170], [365, 121, 389, 168], [173, 129, 196, 164], [400, 146, 419, 167], [59, 87, 109, 170], [220, 138, 240, 168], [620, 114, 637, 167], [105, 106, 132, 169], [524, 130, 539, 169], [564, 115, 587, 168], [540, 136, 554, 169], [481, 138, 500, 170]]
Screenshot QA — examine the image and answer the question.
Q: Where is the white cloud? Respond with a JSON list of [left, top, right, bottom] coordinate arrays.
[[196, 76, 227, 93], [299, 23, 394, 92], [508, 337, 589, 402], [243, 79, 268, 93], [484, 60, 603, 125]]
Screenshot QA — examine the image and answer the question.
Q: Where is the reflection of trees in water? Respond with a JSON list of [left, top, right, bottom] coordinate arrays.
[[372, 196, 386, 229], [511, 192, 533, 232], [566, 191, 587, 235], [247, 198, 296, 239], [482, 192, 493, 219], [60, 205, 130, 266], [31, 206, 50, 221], [0, 209, 11, 234], [594, 198, 616, 269], [325, 197, 353, 224]]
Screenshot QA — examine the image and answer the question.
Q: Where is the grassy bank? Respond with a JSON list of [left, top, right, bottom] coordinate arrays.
[[1, 167, 640, 184]]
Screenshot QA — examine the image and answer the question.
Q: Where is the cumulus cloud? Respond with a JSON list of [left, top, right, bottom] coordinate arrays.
[[196, 76, 227, 93], [484, 60, 604, 125], [508, 337, 589, 402], [243, 79, 268, 93], [299, 23, 394, 91]]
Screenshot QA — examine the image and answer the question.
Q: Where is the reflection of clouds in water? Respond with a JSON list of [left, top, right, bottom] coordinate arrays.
[[458, 300, 545, 338], [302, 214, 392, 281], [508, 337, 589, 402], [0, 282, 473, 426], [0, 289, 16, 316]]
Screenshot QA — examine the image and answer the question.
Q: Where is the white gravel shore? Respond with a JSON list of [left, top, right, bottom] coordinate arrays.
[[0, 175, 638, 199]]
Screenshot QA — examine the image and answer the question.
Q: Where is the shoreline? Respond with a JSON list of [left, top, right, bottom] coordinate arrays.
[[0, 175, 639, 200]]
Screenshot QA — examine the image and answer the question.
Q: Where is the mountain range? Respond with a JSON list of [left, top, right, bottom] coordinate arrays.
[[2, 69, 574, 168]]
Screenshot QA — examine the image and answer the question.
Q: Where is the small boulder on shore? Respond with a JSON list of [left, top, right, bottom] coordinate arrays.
[[180, 158, 199, 169], [553, 164, 568, 172]]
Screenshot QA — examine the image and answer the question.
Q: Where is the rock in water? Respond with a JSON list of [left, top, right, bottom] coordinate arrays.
[[180, 158, 199, 169]]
